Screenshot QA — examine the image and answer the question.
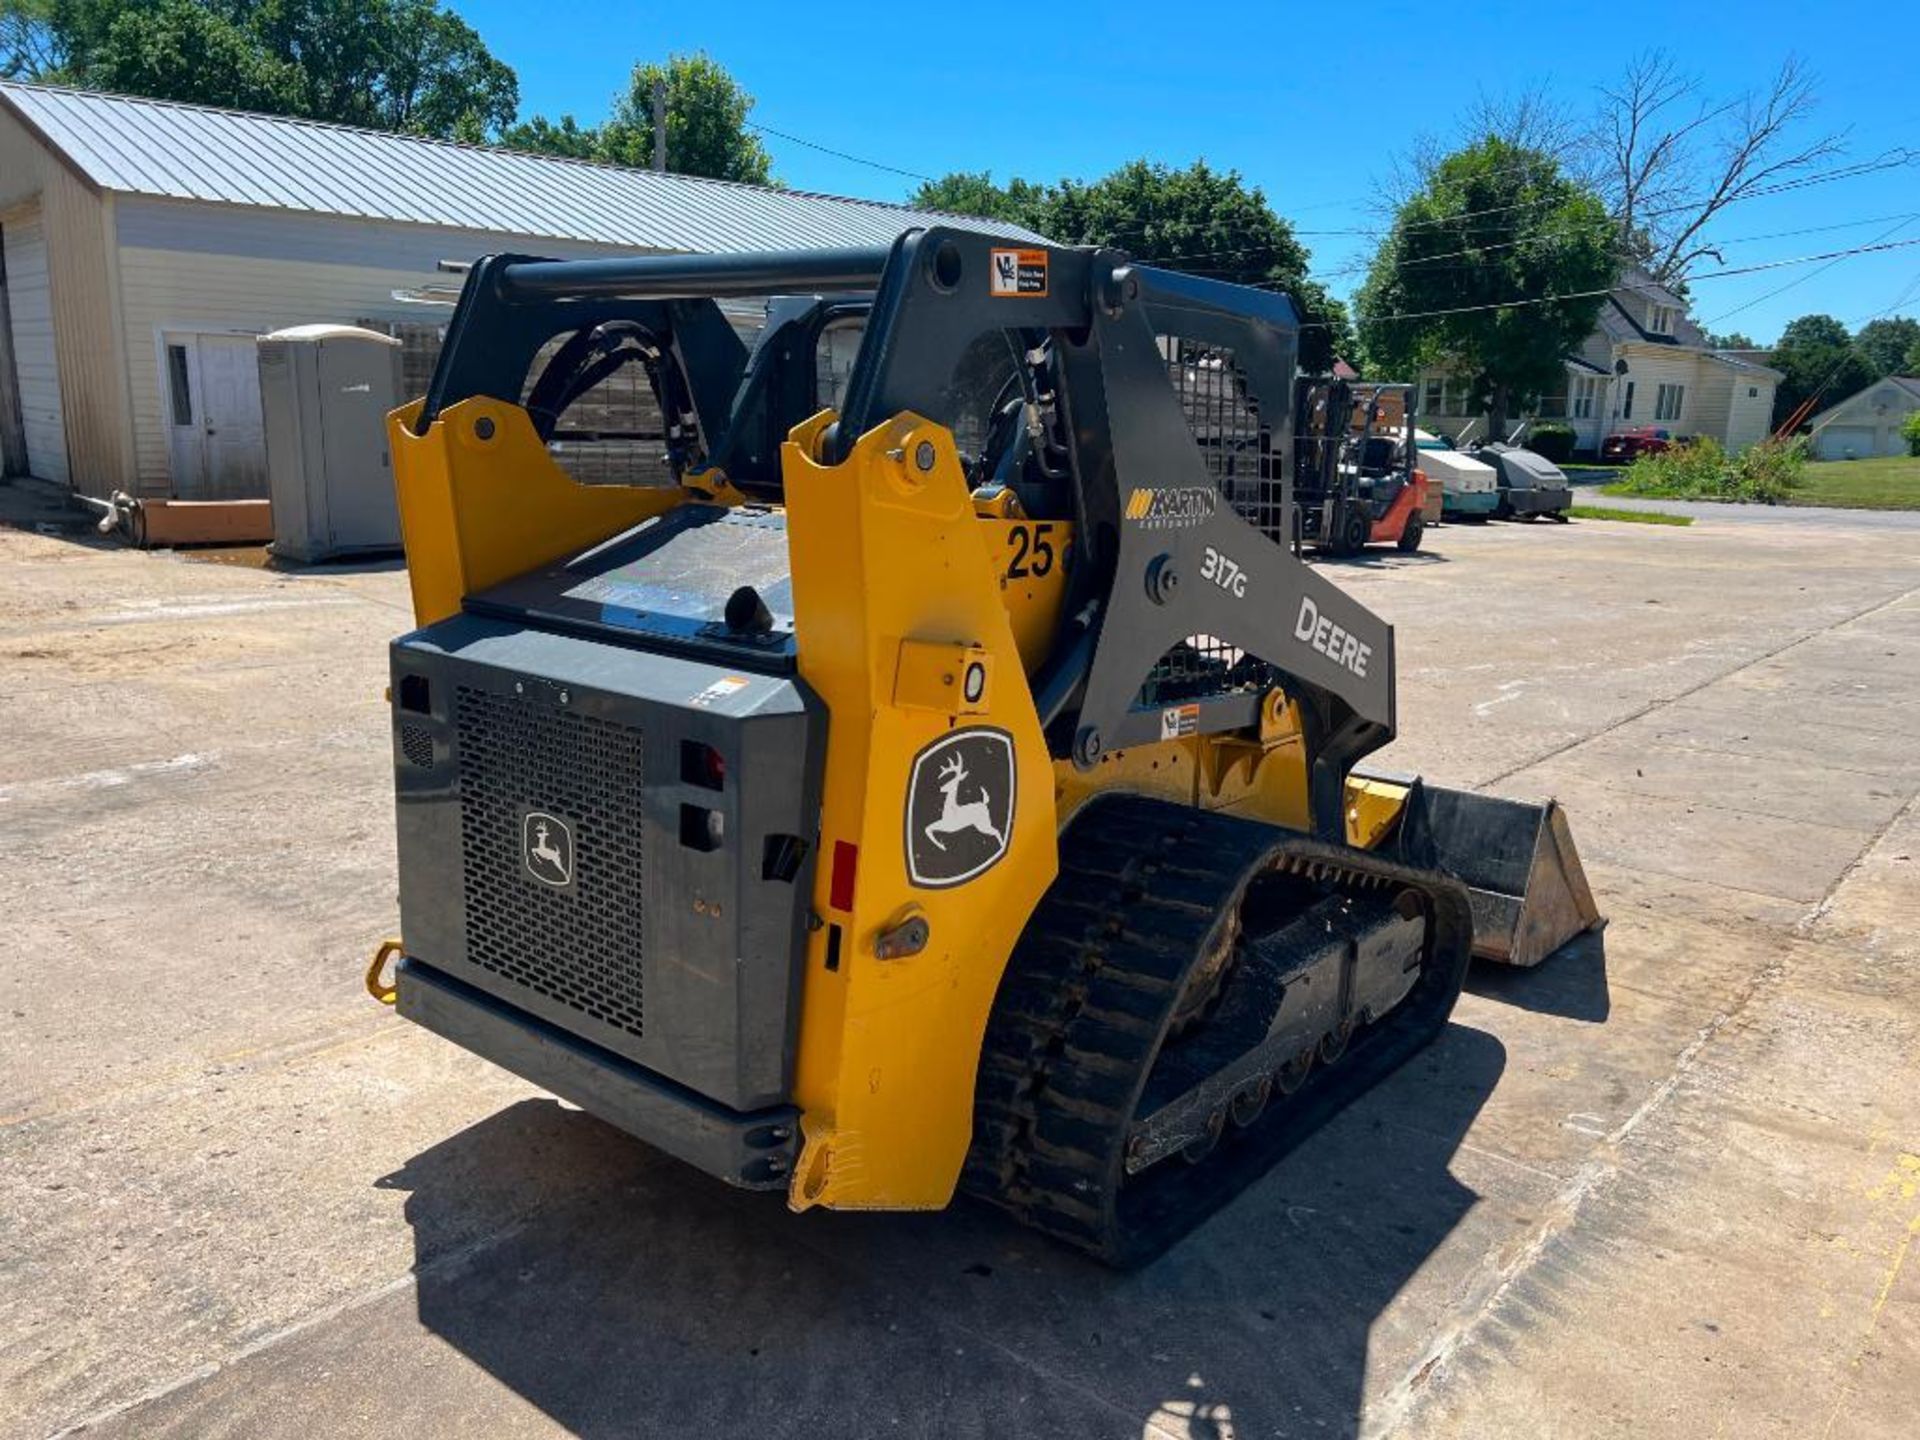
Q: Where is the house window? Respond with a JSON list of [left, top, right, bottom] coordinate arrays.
[[1422, 377, 1443, 415], [1649, 304, 1675, 335], [1621, 381, 1635, 419], [1445, 381, 1468, 417], [1655, 383, 1685, 422], [166, 345, 193, 426], [1748, 386, 1759, 398], [1572, 376, 1597, 419]]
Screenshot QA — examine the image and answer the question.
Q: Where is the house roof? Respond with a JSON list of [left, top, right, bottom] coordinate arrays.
[[1564, 354, 1611, 376], [1704, 351, 1784, 380], [1808, 375, 1920, 428], [0, 81, 1045, 253]]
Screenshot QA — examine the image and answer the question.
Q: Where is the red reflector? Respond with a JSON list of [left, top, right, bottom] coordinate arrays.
[[829, 840, 858, 912]]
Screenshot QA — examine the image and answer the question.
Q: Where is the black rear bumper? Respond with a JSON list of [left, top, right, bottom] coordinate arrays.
[[397, 958, 800, 1189]]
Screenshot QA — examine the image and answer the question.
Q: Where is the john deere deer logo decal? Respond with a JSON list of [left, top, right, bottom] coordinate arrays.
[[522, 811, 574, 888], [905, 728, 1016, 888]]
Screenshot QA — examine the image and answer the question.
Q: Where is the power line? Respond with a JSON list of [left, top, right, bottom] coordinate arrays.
[[1703, 215, 1920, 326], [740, 119, 934, 183], [1384, 148, 1920, 238], [1259, 149, 1920, 251], [1783, 266, 1920, 434], [1327, 210, 1920, 282], [1327, 234, 1920, 328], [1101, 153, 1920, 277]]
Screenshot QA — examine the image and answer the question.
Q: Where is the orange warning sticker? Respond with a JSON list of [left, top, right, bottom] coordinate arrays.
[[990, 248, 1049, 297], [1160, 703, 1200, 740]]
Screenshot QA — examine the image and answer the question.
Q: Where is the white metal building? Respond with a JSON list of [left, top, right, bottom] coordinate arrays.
[[1807, 375, 1920, 461], [0, 81, 1034, 503]]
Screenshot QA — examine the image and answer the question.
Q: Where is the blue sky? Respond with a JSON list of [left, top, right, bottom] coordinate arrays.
[[459, 1, 1918, 345]]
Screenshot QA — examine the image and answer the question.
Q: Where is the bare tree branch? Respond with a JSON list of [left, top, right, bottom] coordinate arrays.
[[1594, 53, 1846, 286]]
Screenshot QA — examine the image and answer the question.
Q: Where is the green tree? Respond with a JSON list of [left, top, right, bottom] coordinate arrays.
[[84, 0, 301, 111], [1769, 313, 1877, 428], [1854, 317, 1920, 378], [498, 112, 602, 161], [507, 52, 770, 182], [911, 160, 1351, 372], [14, 0, 517, 139], [1907, 338, 1920, 376], [371, 0, 518, 139], [1356, 137, 1616, 438], [1705, 330, 1756, 350], [909, 170, 1048, 230]]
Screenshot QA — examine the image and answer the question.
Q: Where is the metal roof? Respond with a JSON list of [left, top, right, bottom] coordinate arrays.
[[0, 81, 1044, 253]]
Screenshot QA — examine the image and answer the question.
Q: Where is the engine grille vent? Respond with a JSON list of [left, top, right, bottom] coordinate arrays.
[[399, 723, 435, 769], [454, 685, 646, 1039]]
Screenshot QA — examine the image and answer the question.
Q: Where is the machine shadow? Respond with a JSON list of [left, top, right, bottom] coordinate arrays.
[[1313, 548, 1452, 572], [1466, 928, 1611, 1023], [383, 1024, 1506, 1439]]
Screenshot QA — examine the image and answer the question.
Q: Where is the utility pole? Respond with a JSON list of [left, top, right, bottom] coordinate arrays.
[[651, 79, 667, 173]]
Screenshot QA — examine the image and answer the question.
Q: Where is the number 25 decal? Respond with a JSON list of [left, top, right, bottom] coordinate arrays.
[[1006, 522, 1057, 579]]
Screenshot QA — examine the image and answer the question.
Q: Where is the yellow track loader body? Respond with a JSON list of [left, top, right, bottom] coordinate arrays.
[[378, 232, 1599, 1263]]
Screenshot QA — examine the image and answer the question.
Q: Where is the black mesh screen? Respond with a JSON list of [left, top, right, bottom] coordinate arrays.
[[1146, 338, 1283, 704], [1162, 339, 1282, 543], [454, 686, 646, 1039]]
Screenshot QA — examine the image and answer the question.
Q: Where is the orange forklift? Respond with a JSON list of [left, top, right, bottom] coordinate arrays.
[[1293, 380, 1434, 556]]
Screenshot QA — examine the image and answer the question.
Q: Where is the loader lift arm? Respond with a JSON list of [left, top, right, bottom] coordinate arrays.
[[413, 228, 1396, 840]]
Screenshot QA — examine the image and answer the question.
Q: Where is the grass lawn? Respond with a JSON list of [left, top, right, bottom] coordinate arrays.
[[1793, 455, 1920, 510], [1568, 505, 1693, 526]]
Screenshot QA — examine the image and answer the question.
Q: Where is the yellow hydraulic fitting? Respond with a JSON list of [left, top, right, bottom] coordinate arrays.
[[366, 939, 403, 1005]]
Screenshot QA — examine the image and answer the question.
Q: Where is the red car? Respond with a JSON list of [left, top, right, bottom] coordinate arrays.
[[1601, 427, 1677, 463]]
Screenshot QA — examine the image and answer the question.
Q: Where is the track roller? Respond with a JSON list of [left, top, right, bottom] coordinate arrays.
[[963, 793, 1473, 1267]]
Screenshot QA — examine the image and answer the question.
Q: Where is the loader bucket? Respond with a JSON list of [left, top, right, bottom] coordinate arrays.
[[1400, 785, 1605, 968]]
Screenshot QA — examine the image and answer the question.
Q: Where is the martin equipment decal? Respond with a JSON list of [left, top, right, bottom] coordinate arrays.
[[990, 248, 1049, 297], [1294, 595, 1373, 678], [905, 728, 1016, 888], [522, 811, 575, 888], [1160, 703, 1200, 740], [1125, 486, 1217, 529]]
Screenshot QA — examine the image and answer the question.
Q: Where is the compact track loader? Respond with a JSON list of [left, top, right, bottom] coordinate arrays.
[[371, 231, 1601, 1266]]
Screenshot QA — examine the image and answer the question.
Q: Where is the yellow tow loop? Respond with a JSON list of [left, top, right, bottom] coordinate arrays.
[[366, 939, 404, 1005]]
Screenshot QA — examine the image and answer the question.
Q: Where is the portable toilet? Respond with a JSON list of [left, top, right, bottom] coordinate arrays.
[[258, 325, 405, 563]]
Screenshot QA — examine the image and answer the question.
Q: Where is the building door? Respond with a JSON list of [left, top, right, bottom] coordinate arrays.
[[2, 209, 69, 484], [163, 332, 267, 498]]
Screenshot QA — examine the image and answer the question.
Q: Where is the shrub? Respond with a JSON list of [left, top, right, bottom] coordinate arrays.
[[1528, 422, 1576, 463], [1608, 436, 1807, 503], [1903, 411, 1920, 457], [1612, 437, 1728, 497], [1728, 437, 1809, 503]]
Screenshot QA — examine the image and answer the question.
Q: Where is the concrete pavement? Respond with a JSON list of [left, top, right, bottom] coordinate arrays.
[[2, 499, 1915, 1439]]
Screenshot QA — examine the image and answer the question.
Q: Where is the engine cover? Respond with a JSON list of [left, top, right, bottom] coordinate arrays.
[[390, 614, 822, 1111]]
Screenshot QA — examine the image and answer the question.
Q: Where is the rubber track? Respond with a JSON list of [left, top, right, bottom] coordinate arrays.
[[963, 791, 1472, 1267]]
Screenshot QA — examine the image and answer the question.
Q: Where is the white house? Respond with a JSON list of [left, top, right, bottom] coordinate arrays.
[[1806, 375, 1920, 461], [1414, 265, 1783, 456], [0, 82, 1037, 508]]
